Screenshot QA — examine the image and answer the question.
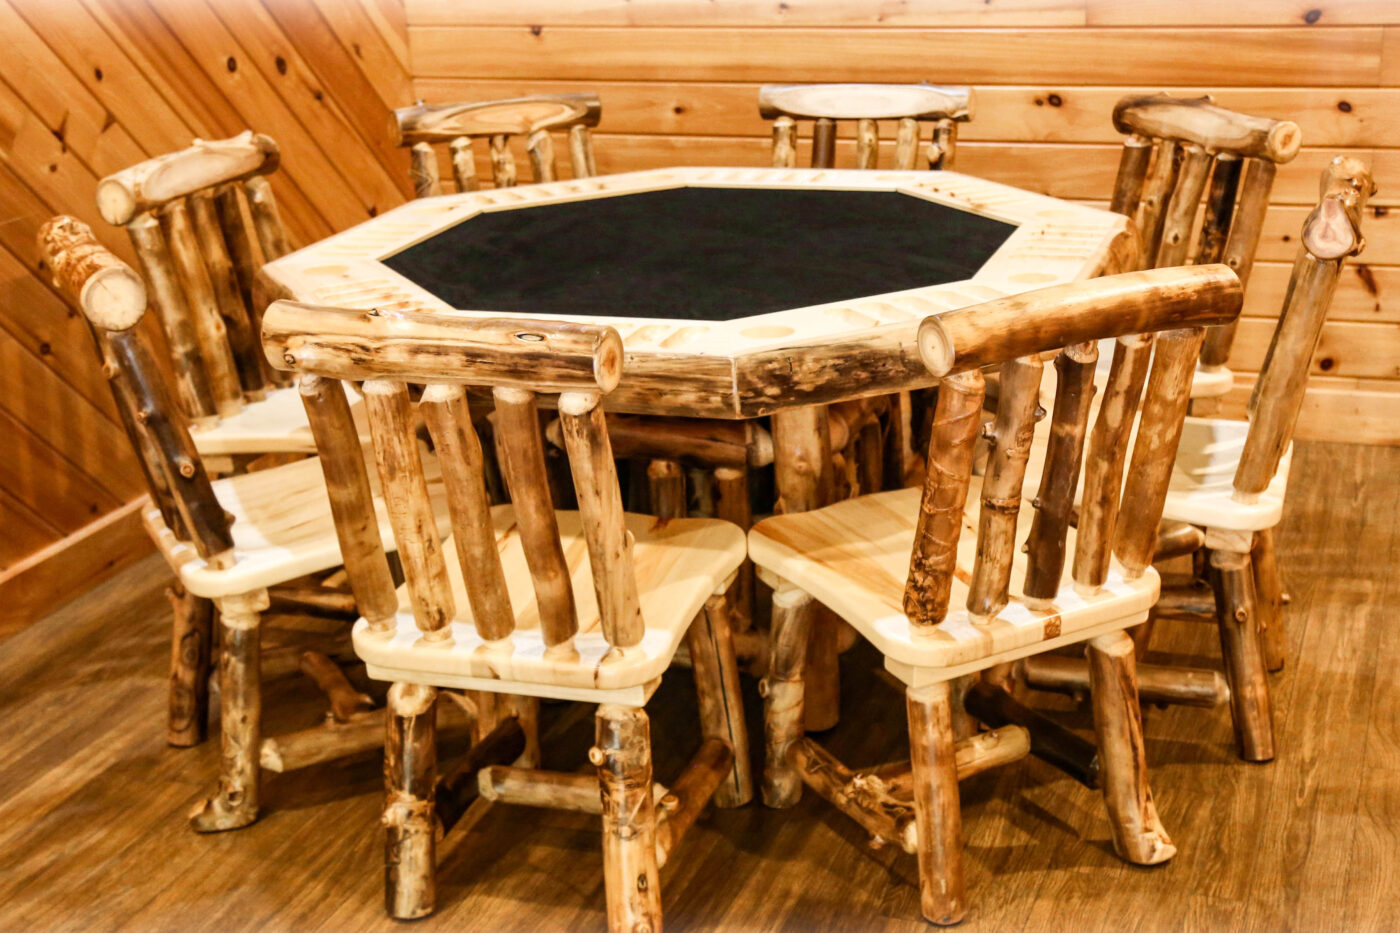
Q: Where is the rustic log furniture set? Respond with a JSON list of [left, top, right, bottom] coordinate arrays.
[[39, 85, 1365, 928]]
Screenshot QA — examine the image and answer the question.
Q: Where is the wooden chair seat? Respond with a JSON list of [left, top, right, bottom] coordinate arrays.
[[144, 454, 449, 599], [1162, 416, 1292, 532], [748, 479, 1158, 677], [354, 507, 746, 704], [187, 384, 369, 457]]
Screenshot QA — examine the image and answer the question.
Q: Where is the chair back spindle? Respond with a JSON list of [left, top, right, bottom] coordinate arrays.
[[364, 379, 457, 641], [394, 94, 602, 194], [419, 384, 514, 642], [493, 386, 579, 653], [759, 83, 973, 170], [903, 369, 984, 630], [1021, 342, 1098, 608], [1112, 327, 1208, 577], [299, 374, 399, 631], [966, 356, 1044, 623], [97, 131, 292, 423]]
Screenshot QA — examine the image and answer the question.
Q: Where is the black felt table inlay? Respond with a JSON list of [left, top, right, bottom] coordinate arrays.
[[383, 187, 1017, 322]]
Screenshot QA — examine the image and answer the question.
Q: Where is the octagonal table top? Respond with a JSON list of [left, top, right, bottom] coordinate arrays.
[[260, 167, 1131, 418]]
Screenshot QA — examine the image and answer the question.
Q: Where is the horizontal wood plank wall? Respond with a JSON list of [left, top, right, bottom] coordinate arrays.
[[0, 0, 413, 627], [407, 1, 1400, 445]]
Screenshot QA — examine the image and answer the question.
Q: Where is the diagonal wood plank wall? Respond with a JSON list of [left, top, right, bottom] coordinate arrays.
[[0, 0, 413, 624], [406, 0, 1400, 449]]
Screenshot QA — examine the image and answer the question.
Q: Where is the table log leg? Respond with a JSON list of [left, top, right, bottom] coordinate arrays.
[[772, 406, 841, 731]]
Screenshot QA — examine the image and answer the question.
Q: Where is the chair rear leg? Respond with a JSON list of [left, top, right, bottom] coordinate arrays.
[[907, 681, 967, 926], [761, 586, 815, 807], [1086, 630, 1176, 865], [1252, 529, 1286, 672], [190, 589, 267, 832], [1210, 547, 1276, 761], [687, 591, 753, 807], [594, 704, 662, 933], [385, 682, 439, 920], [166, 584, 213, 747]]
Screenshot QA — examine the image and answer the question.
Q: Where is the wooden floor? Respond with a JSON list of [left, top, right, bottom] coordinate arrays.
[[2, 440, 1396, 932]]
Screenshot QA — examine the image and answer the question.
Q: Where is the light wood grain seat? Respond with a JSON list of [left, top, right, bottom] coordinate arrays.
[[750, 266, 1244, 926], [394, 93, 601, 196], [144, 452, 447, 600], [1162, 417, 1292, 532], [356, 507, 744, 702], [750, 480, 1159, 677], [263, 301, 753, 929], [96, 131, 366, 465], [38, 218, 461, 834], [1106, 93, 1301, 406]]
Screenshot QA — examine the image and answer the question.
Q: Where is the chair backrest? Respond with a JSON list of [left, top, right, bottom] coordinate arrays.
[[39, 216, 234, 568], [96, 131, 292, 425], [394, 94, 603, 197], [1109, 93, 1300, 366], [1233, 157, 1375, 499], [759, 83, 973, 170], [904, 265, 1243, 632], [262, 300, 630, 654]]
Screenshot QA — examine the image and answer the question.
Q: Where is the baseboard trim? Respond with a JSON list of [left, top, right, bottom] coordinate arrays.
[[0, 497, 155, 641]]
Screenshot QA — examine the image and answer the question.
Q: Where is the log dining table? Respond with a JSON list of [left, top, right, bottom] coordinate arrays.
[[258, 165, 1132, 728]]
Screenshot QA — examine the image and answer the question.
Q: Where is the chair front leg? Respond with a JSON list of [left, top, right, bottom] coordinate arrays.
[[190, 588, 267, 832], [906, 681, 967, 926], [385, 682, 439, 919], [1210, 544, 1276, 761], [761, 586, 815, 807], [1085, 631, 1176, 865], [594, 705, 662, 933], [687, 591, 753, 807]]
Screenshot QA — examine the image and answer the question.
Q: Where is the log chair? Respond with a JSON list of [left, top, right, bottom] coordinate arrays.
[[393, 93, 602, 196], [1024, 158, 1376, 762], [94, 133, 377, 741], [262, 302, 752, 929], [40, 217, 463, 828], [1105, 93, 1301, 410], [750, 266, 1244, 924]]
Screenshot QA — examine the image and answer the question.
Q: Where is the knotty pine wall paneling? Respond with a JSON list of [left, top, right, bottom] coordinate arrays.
[[406, 1, 1400, 447], [0, 0, 413, 631]]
